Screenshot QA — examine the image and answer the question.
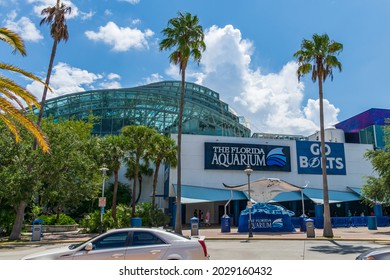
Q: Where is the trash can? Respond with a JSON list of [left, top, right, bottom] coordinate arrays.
[[131, 217, 142, 227], [221, 214, 231, 233], [190, 217, 199, 236], [305, 218, 315, 238], [367, 216, 377, 230], [31, 219, 43, 241]]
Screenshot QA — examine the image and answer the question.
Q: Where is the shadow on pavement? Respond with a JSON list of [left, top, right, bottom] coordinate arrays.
[[308, 240, 378, 255]]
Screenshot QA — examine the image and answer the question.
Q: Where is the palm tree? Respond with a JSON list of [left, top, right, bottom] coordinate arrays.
[[102, 135, 125, 224], [37, 0, 71, 125], [293, 33, 343, 238], [159, 11, 206, 234], [148, 134, 177, 208], [122, 125, 156, 217], [125, 160, 153, 204], [0, 27, 49, 152]]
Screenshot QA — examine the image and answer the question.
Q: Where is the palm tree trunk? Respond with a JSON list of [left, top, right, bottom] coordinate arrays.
[[318, 75, 334, 238], [37, 39, 58, 126], [9, 200, 27, 240], [112, 170, 119, 223], [135, 175, 142, 203], [174, 71, 185, 234], [131, 156, 139, 217], [152, 161, 161, 207]]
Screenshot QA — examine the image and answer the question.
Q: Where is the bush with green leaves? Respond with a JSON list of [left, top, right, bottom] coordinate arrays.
[[79, 202, 170, 233], [37, 214, 77, 225], [134, 202, 170, 227], [79, 204, 132, 233]]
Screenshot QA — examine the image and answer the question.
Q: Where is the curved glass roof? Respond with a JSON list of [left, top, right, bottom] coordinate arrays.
[[35, 81, 250, 137]]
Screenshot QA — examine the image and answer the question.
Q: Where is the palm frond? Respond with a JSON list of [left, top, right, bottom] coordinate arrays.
[[0, 97, 50, 152], [0, 27, 26, 56]]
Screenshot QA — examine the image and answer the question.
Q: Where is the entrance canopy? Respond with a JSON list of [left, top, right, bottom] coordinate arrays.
[[302, 188, 362, 204], [223, 178, 304, 203], [172, 184, 247, 204]]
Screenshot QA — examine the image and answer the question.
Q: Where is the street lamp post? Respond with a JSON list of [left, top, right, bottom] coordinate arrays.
[[99, 164, 109, 234], [244, 165, 253, 238]]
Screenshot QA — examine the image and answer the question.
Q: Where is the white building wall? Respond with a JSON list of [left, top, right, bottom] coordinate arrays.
[[169, 134, 374, 193]]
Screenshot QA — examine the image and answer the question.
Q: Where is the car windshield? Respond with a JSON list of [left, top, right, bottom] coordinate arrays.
[[68, 234, 99, 249]]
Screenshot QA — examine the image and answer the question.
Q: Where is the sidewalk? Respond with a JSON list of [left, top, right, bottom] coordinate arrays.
[[183, 226, 390, 243], [1, 226, 389, 245]]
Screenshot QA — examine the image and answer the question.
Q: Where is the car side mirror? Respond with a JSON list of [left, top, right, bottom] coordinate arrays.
[[84, 243, 93, 251]]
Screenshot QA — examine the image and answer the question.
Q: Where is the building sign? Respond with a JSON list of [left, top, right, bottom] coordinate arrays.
[[204, 142, 291, 171], [296, 141, 346, 175]]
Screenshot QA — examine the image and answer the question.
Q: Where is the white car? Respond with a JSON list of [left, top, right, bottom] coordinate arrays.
[[22, 228, 209, 260], [355, 246, 390, 260]]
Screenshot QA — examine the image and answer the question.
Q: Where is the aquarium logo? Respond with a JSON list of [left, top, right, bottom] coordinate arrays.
[[266, 148, 287, 167], [272, 218, 284, 228]]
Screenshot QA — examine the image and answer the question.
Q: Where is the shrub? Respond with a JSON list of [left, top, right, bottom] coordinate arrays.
[[79, 204, 131, 233], [37, 214, 76, 225], [79, 203, 170, 233], [135, 202, 170, 227]]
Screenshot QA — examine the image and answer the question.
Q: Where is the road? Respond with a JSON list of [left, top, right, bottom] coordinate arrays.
[[207, 239, 385, 260], [0, 240, 386, 260]]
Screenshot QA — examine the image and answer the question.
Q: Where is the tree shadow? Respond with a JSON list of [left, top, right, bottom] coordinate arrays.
[[309, 240, 379, 255]]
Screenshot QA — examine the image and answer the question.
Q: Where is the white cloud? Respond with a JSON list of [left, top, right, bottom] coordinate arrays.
[[119, 0, 140, 4], [143, 73, 163, 85], [85, 21, 154, 52], [171, 24, 340, 136], [5, 11, 43, 42], [100, 72, 122, 89], [303, 98, 340, 129], [80, 10, 94, 20], [26, 62, 121, 99]]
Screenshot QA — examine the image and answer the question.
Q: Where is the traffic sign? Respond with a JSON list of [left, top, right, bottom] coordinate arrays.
[[98, 197, 106, 207]]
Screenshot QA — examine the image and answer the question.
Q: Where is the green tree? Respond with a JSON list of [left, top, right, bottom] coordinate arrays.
[[0, 27, 49, 152], [363, 125, 390, 205], [159, 11, 206, 234], [101, 134, 126, 223], [122, 125, 157, 217], [0, 122, 42, 240], [37, 117, 102, 223], [293, 33, 343, 238], [37, 0, 71, 125], [148, 134, 177, 208]]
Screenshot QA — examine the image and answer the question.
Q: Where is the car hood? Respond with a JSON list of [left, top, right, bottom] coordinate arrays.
[[21, 245, 75, 260]]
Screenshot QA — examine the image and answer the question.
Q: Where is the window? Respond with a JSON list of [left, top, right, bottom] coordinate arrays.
[[93, 232, 129, 250], [131, 232, 166, 246]]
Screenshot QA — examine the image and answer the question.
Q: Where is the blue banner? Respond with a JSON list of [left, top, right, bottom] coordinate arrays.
[[204, 142, 291, 171], [296, 141, 346, 175]]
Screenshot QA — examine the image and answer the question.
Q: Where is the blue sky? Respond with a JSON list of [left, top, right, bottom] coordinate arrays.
[[1, 0, 389, 136]]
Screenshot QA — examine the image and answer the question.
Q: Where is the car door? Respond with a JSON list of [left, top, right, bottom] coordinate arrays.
[[72, 231, 129, 260], [125, 231, 170, 260]]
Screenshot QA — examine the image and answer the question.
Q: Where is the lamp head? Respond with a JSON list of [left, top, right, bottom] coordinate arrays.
[[244, 165, 253, 175]]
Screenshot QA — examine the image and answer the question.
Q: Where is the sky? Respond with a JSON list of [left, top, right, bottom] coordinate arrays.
[[1, 0, 389, 136]]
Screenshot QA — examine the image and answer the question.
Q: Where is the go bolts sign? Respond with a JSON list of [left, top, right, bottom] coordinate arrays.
[[204, 142, 291, 171], [296, 141, 346, 175]]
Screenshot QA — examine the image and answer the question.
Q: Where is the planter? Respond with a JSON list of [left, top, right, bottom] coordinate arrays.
[[25, 224, 79, 233]]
